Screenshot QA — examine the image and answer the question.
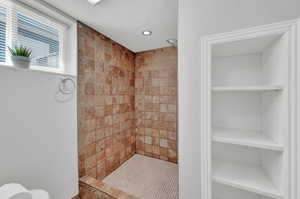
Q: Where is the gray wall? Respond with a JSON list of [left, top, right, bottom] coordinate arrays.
[[0, 67, 78, 199]]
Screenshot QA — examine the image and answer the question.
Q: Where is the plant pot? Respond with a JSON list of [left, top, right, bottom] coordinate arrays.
[[11, 56, 31, 69]]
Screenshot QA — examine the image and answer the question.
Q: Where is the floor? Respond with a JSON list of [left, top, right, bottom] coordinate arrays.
[[103, 154, 179, 199]]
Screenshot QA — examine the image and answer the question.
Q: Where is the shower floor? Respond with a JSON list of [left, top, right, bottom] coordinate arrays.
[[103, 154, 179, 199]]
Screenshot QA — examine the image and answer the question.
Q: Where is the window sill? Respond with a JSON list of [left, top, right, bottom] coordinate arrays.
[[0, 63, 76, 77]]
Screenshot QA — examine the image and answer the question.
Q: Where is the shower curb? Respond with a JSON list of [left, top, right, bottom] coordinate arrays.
[[79, 176, 137, 199]]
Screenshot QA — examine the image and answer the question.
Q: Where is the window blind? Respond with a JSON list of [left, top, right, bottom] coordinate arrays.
[[0, 0, 62, 68], [0, 6, 6, 63], [16, 13, 60, 68]]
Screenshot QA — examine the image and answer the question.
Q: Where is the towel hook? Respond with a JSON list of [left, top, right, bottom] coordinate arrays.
[[59, 76, 75, 95]]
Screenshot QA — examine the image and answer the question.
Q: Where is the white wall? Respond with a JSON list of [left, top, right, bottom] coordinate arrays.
[[0, 66, 78, 199], [178, 0, 300, 198]]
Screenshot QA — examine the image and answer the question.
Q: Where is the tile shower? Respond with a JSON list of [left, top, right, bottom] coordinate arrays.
[[135, 48, 178, 163], [77, 22, 178, 199]]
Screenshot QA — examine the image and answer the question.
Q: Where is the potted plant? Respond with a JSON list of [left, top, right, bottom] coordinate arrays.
[[8, 45, 32, 69]]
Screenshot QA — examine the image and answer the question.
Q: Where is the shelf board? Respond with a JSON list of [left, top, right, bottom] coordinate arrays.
[[212, 86, 284, 92], [212, 128, 284, 151], [212, 161, 283, 199]]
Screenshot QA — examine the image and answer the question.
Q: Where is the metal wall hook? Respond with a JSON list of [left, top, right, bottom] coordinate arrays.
[[58, 76, 75, 95]]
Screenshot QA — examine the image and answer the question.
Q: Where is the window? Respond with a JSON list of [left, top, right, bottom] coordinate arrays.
[[16, 13, 60, 68], [0, 1, 77, 75], [0, 0, 77, 75]]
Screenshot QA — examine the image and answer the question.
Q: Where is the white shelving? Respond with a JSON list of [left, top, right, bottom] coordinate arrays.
[[212, 86, 284, 92], [212, 161, 283, 199], [209, 28, 290, 199], [200, 20, 300, 199], [212, 128, 284, 151], [212, 182, 274, 199]]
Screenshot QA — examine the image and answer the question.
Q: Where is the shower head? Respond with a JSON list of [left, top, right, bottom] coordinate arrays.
[[167, 39, 177, 47]]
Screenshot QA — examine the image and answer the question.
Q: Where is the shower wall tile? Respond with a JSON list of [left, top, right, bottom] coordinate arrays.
[[135, 47, 178, 163], [78, 22, 135, 180]]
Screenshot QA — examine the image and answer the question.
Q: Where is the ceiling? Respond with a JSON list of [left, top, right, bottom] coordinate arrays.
[[42, 0, 178, 52]]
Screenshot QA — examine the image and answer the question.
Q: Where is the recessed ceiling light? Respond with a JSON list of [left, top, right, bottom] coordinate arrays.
[[142, 30, 152, 36], [167, 39, 178, 46], [88, 0, 102, 6]]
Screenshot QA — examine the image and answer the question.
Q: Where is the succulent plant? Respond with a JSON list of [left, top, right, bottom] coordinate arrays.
[[8, 45, 32, 58]]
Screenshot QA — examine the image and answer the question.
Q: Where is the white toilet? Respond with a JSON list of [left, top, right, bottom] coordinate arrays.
[[0, 183, 49, 199]]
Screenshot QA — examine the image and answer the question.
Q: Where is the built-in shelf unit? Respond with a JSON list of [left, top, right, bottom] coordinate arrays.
[[200, 20, 300, 199]]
